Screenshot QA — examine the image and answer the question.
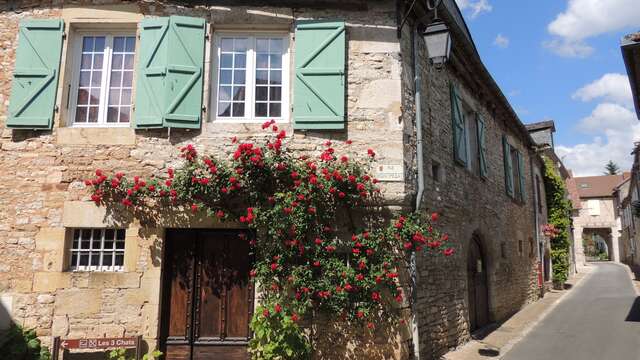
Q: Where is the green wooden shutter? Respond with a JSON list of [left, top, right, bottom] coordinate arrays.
[[7, 19, 64, 129], [517, 151, 526, 202], [163, 16, 205, 128], [450, 84, 467, 165], [293, 20, 346, 130], [476, 113, 488, 178], [503, 135, 514, 197], [135, 17, 169, 128], [135, 16, 204, 129]]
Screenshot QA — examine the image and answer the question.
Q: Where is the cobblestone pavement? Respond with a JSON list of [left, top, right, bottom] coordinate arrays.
[[503, 262, 640, 360]]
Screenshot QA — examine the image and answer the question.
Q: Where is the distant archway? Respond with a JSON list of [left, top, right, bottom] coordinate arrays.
[[467, 234, 490, 332]]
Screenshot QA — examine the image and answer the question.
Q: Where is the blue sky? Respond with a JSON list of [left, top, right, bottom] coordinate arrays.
[[455, 0, 640, 176]]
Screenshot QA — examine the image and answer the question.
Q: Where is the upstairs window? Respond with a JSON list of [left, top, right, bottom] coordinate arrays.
[[69, 229, 126, 271], [69, 34, 136, 126], [213, 34, 289, 122]]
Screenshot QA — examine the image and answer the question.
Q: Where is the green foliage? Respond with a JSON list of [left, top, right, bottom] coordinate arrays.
[[604, 160, 620, 175], [542, 157, 572, 285], [249, 304, 312, 360], [108, 348, 162, 360], [88, 125, 453, 359], [0, 324, 51, 360]]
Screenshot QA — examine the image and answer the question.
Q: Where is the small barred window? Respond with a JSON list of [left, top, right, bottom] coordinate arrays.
[[69, 229, 125, 271]]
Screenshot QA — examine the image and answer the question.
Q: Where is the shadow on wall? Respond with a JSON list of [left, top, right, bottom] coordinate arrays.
[[625, 297, 640, 322], [0, 295, 13, 332]]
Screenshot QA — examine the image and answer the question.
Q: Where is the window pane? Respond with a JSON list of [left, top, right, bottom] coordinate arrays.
[[256, 54, 268, 69], [121, 89, 132, 105], [113, 37, 125, 52], [93, 54, 103, 69], [82, 229, 91, 241], [79, 72, 90, 87], [79, 253, 89, 266], [91, 253, 101, 266], [120, 107, 130, 123], [82, 37, 94, 52], [256, 70, 268, 85], [90, 89, 101, 105], [218, 102, 231, 117], [108, 89, 119, 105], [270, 54, 281, 69], [88, 107, 99, 122], [124, 54, 134, 69], [219, 86, 231, 101], [91, 71, 102, 86], [75, 107, 87, 122], [270, 38, 283, 53], [270, 70, 281, 85], [115, 240, 125, 250], [92, 238, 101, 250], [110, 71, 122, 88], [234, 70, 245, 85], [256, 86, 268, 101], [81, 54, 92, 69], [235, 54, 246, 68], [112, 54, 123, 69], [232, 103, 245, 117], [115, 254, 124, 266], [94, 37, 105, 52], [107, 107, 118, 123], [220, 70, 232, 84], [116, 229, 126, 240], [255, 102, 267, 117], [269, 87, 281, 101], [125, 37, 136, 52], [233, 86, 245, 101], [77, 89, 89, 105], [71, 252, 78, 267], [234, 38, 247, 52], [103, 253, 113, 266], [269, 103, 281, 117], [122, 72, 133, 87], [221, 38, 233, 51], [221, 54, 233, 68], [256, 38, 268, 53]]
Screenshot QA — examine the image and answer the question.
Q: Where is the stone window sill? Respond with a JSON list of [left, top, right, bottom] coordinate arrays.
[[56, 127, 136, 145]]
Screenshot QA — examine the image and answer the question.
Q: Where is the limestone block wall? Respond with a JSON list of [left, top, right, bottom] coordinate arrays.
[[573, 198, 621, 263], [0, 0, 412, 357], [408, 18, 541, 358]]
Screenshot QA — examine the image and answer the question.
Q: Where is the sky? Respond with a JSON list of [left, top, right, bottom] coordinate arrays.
[[454, 0, 640, 176]]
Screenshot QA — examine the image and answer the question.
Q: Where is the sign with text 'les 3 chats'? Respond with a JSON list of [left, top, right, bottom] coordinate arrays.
[[60, 337, 137, 350]]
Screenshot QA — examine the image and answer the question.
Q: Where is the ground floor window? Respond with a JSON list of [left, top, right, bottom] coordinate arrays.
[[69, 228, 125, 271]]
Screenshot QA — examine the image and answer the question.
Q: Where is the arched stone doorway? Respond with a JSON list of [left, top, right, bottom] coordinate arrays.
[[467, 235, 490, 332]]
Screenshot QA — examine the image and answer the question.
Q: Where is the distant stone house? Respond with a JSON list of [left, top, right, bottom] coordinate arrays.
[[571, 174, 630, 264], [0, 0, 546, 359]]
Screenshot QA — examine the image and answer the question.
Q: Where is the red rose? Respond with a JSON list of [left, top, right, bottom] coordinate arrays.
[[356, 274, 364, 281], [431, 212, 439, 221], [367, 149, 376, 158], [249, 269, 257, 278], [263, 309, 270, 318], [356, 311, 364, 319], [371, 292, 381, 301], [291, 313, 299, 322], [275, 304, 282, 313], [444, 248, 455, 256], [346, 139, 353, 145], [270, 263, 279, 271]]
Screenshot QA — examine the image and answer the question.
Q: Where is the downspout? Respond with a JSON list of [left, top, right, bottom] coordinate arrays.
[[530, 151, 543, 297], [411, 21, 424, 360]]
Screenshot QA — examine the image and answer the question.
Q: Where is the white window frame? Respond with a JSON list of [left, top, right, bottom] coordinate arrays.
[[68, 31, 137, 128], [69, 228, 126, 272], [588, 199, 601, 216], [210, 32, 290, 123]]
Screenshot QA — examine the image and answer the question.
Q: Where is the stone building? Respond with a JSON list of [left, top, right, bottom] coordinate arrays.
[[614, 176, 634, 265], [571, 174, 630, 265], [0, 0, 545, 359]]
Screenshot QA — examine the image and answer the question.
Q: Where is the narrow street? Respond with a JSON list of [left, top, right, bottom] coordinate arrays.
[[504, 263, 640, 360]]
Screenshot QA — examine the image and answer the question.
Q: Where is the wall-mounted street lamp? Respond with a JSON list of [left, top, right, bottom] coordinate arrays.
[[421, 19, 451, 67]]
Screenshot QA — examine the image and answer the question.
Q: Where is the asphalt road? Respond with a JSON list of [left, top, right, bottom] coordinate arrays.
[[503, 262, 640, 360]]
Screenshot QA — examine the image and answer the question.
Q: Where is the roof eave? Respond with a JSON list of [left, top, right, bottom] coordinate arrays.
[[621, 38, 640, 120]]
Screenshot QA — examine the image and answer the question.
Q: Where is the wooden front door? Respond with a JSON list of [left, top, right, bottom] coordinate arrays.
[[161, 230, 253, 360], [467, 237, 489, 332]]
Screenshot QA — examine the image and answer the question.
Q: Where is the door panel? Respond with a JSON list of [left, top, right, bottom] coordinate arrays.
[[467, 237, 489, 332], [162, 230, 252, 360]]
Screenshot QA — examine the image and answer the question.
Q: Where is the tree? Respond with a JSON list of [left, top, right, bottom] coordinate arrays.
[[604, 160, 620, 175]]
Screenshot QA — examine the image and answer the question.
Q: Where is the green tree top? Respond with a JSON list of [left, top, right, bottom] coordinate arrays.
[[604, 160, 620, 175]]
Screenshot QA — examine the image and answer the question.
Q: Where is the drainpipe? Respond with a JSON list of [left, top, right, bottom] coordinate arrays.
[[411, 22, 424, 360], [530, 151, 543, 297]]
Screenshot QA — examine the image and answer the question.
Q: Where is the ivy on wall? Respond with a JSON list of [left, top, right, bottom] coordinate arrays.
[[542, 157, 572, 285], [87, 122, 454, 359]]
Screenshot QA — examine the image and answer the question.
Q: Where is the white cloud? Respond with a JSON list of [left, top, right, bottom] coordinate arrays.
[[572, 73, 633, 107], [557, 73, 639, 176], [455, 0, 492, 19], [542, 39, 594, 58], [544, 0, 640, 58], [493, 34, 509, 48]]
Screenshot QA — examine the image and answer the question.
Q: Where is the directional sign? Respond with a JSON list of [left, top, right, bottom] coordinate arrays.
[[60, 337, 137, 350]]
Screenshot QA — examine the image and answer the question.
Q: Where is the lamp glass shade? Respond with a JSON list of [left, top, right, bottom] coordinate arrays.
[[422, 21, 451, 65]]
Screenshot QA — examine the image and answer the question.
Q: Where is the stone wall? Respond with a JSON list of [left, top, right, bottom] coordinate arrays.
[[0, 0, 411, 357], [407, 14, 542, 358], [572, 198, 620, 264]]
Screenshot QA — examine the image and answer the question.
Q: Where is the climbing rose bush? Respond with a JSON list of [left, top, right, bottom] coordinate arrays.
[[86, 121, 453, 359]]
